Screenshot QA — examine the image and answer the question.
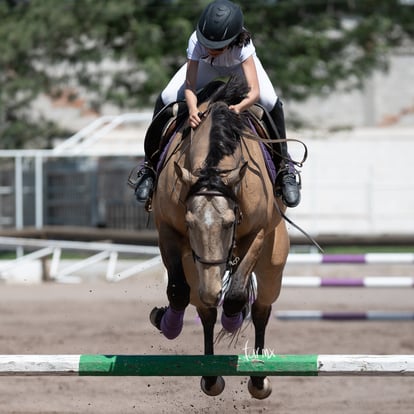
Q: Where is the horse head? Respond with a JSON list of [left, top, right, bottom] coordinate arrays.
[[175, 161, 247, 307]]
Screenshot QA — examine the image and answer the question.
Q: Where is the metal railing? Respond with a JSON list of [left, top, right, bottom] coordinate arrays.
[[0, 236, 160, 283], [0, 112, 153, 231], [52, 112, 151, 154]]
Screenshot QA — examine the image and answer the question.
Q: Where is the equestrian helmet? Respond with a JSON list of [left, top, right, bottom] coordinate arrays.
[[196, 0, 243, 49]]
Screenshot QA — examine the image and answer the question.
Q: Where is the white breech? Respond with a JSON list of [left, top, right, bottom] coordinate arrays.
[[160, 55, 278, 111]]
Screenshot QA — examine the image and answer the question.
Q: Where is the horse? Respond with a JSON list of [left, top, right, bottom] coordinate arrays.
[[150, 76, 289, 399]]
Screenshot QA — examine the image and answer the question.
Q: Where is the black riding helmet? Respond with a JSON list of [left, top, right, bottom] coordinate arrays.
[[196, 0, 243, 49]]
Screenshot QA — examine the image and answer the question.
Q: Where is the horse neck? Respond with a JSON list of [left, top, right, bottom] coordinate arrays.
[[189, 125, 211, 171]]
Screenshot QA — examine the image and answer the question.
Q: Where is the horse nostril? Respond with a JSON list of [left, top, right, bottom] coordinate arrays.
[[199, 289, 222, 307], [211, 290, 223, 307]]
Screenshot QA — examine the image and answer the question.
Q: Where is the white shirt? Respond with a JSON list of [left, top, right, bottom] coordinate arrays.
[[186, 31, 256, 67]]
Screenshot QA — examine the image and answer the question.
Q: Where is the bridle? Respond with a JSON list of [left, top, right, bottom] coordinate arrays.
[[189, 189, 242, 271]]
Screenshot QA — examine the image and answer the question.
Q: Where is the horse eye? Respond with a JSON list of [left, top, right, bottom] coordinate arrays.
[[222, 212, 235, 229], [222, 220, 234, 230]]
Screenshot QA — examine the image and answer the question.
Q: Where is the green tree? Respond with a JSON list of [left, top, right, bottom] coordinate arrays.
[[243, 0, 414, 99], [0, 0, 413, 148]]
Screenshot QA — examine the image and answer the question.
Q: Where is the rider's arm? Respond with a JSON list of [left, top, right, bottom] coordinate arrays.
[[229, 55, 260, 114], [185, 59, 201, 128]]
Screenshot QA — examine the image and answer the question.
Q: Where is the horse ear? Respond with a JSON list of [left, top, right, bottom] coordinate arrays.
[[239, 161, 248, 180], [224, 161, 248, 187], [174, 162, 197, 185]]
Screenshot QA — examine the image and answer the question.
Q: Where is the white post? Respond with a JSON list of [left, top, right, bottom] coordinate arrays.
[[35, 154, 43, 229], [14, 155, 24, 257], [106, 251, 118, 281], [14, 155, 23, 229]]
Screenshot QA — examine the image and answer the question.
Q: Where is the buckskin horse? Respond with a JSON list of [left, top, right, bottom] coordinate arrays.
[[150, 76, 289, 399]]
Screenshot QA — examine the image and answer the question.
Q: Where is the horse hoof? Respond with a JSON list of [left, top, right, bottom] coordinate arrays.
[[248, 377, 272, 400], [149, 306, 167, 331], [200, 376, 225, 396]]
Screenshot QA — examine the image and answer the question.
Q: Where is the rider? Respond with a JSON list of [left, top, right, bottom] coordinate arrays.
[[134, 0, 301, 208]]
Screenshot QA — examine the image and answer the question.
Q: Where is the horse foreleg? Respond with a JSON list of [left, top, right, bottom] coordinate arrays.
[[197, 307, 225, 397], [223, 230, 264, 317], [248, 301, 273, 399], [150, 227, 190, 339], [246, 227, 287, 399], [150, 268, 190, 339]]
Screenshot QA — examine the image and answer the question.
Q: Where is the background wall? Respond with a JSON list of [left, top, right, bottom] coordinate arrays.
[[285, 52, 414, 238], [287, 53, 414, 129]]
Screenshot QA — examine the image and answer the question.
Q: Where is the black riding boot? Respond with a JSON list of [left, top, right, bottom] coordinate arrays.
[[131, 94, 165, 203], [133, 160, 155, 203], [268, 100, 301, 208]]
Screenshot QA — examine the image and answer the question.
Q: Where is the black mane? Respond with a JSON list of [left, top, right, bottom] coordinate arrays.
[[204, 102, 245, 168], [209, 75, 250, 106], [205, 76, 250, 168], [187, 76, 249, 200]]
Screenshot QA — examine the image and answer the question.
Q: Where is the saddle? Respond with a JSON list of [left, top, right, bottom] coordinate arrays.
[[247, 104, 280, 183], [248, 104, 280, 141]]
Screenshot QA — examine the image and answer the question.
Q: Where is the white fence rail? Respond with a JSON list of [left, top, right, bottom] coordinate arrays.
[[0, 237, 159, 283], [0, 112, 150, 231]]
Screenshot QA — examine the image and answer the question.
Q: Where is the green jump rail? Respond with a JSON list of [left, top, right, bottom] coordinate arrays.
[[0, 354, 413, 377]]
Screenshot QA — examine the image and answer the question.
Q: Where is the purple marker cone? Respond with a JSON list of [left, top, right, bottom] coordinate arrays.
[[221, 312, 244, 333], [160, 307, 185, 340]]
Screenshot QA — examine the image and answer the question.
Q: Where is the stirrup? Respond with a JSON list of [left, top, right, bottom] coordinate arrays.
[[135, 173, 155, 204], [127, 164, 141, 189], [275, 166, 301, 188], [127, 162, 155, 189]]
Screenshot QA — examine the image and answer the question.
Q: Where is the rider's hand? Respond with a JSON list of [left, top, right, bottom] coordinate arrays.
[[189, 109, 201, 128], [229, 104, 241, 114]]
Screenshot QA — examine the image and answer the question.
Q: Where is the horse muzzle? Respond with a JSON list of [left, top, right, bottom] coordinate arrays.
[[199, 288, 222, 308]]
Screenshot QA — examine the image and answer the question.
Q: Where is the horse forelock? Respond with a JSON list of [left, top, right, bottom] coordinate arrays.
[[187, 173, 238, 203]]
